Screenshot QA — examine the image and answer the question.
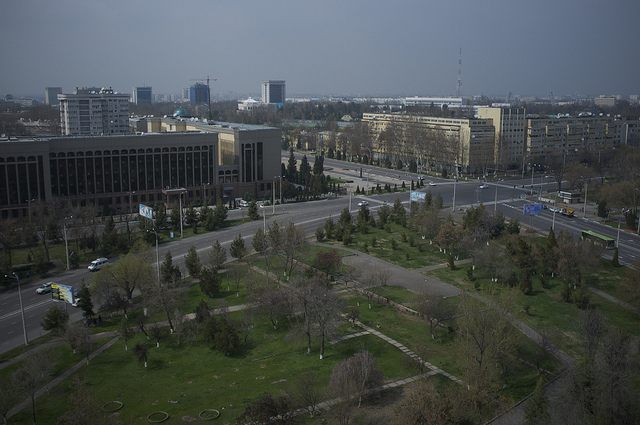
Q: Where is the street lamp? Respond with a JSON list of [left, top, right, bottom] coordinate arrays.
[[6, 272, 28, 346], [63, 216, 73, 270], [179, 191, 186, 239], [452, 164, 458, 212], [530, 163, 535, 196], [616, 208, 628, 249], [272, 176, 281, 215], [147, 229, 160, 285]]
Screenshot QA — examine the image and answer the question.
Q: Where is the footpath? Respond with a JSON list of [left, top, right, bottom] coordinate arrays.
[[5, 237, 638, 423]]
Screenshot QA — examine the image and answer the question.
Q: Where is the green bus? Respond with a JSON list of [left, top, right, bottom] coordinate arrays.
[[581, 230, 615, 250]]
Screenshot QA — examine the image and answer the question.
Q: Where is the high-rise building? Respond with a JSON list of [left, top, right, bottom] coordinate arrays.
[[58, 88, 130, 136], [190, 83, 209, 105], [477, 107, 527, 168], [45, 87, 62, 106], [261, 80, 286, 106], [132, 86, 152, 104]]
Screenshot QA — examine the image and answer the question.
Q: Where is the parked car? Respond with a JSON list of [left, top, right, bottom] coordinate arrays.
[[358, 201, 369, 207], [478, 184, 489, 189], [35, 282, 52, 294], [88, 257, 109, 272]]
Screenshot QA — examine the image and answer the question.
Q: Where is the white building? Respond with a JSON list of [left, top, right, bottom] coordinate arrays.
[[261, 80, 286, 106], [58, 88, 130, 135], [403, 97, 466, 108]]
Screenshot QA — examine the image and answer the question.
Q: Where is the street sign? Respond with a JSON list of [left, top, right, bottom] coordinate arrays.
[[410, 191, 426, 202], [51, 283, 74, 304], [523, 204, 542, 215], [139, 204, 153, 220]]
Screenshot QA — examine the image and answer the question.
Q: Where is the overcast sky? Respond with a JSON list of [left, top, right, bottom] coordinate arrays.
[[2, 0, 639, 99]]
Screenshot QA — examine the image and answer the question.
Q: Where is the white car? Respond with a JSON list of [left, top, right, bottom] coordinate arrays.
[[428, 181, 436, 186], [88, 257, 109, 272], [36, 282, 52, 294], [358, 201, 369, 207], [478, 184, 489, 189], [549, 207, 559, 213]]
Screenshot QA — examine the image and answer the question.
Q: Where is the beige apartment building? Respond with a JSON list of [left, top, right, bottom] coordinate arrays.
[[525, 115, 639, 161], [363, 108, 639, 174], [362, 112, 496, 174]]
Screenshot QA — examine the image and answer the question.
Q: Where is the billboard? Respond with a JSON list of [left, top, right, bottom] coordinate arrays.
[[139, 204, 153, 220], [51, 283, 74, 304], [523, 204, 542, 215], [410, 191, 426, 202]]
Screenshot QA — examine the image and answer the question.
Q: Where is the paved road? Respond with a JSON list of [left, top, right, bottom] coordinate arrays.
[[2, 154, 639, 355]]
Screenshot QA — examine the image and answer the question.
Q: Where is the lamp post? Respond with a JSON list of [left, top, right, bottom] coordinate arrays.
[[583, 179, 588, 218], [452, 164, 458, 212], [179, 191, 186, 239], [6, 273, 28, 346], [530, 163, 535, 196], [272, 176, 281, 215], [616, 208, 628, 249], [26, 198, 34, 222], [147, 229, 160, 285], [63, 216, 73, 270]]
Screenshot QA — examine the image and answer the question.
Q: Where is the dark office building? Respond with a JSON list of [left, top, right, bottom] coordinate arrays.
[[0, 121, 281, 219], [190, 83, 210, 105]]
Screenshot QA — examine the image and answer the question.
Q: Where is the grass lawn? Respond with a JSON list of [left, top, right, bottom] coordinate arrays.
[[8, 309, 416, 424], [324, 222, 455, 269]]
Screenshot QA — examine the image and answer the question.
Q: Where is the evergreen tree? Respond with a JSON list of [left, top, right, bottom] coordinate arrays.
[[154, 203, 167, 229], [213, 199, 228, 229], [230, 234, 247, 262], [170, 202, 181, 231], [286, 147, 297, 182], [247, 201, 260, 220], [185, 246, 202, 276], [160, 251, 181, 284], [612, 247, 620, 266]]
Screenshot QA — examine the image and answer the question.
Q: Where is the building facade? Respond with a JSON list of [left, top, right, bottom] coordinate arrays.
[[132, 86, 152, 104], [477, 107, 527, 169], [261, 80, 286, 106], [58, 88, 130, 136], [44, 87, 62, 106], [362, 113, 495, 174], [190, 83, 209, 105], [363, 108, 640, 174], [0, 122, 282, 219], [526, 115, 630, 161]]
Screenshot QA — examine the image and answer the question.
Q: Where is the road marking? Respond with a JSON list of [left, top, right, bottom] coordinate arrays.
[[0, 299, 52, 321]]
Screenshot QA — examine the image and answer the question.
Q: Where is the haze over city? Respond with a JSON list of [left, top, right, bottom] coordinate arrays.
[[1, 0, 639, 99]]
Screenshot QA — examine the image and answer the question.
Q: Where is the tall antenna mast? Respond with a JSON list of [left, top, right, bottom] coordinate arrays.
[[455, 47, 462, 98]]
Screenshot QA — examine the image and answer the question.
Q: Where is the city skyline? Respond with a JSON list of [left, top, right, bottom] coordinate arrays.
[[1, 0, 639, 99]]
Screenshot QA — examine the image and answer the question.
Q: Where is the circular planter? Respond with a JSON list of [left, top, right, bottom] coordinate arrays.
[[199, 409, 221, 420], [102, 401, 123, 412], [147, 411, 170, 423]]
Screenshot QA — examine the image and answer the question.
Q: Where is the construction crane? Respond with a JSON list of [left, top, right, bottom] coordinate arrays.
[[189, 75, 217, 119]]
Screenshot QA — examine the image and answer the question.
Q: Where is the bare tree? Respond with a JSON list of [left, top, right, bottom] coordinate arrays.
[[311, 281, 344, 359], [11, 347, 55, 425], [268, 221, 309, 281], [57, 375, 122, 425], [285, 371, 324, 417], [416, 293, 455, 339]]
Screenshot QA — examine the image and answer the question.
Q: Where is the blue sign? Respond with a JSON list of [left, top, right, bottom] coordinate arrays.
[[410, 191, 426, 202], [51, 283, 74, 303], [139, 204, 154, 220], [523, 204, 542, 215]]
